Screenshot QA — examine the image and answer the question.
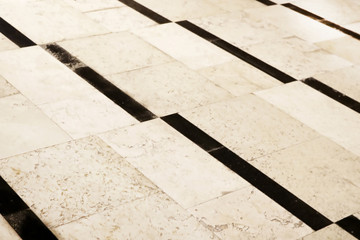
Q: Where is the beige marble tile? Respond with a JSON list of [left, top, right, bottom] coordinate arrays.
[[99, 119, 249, 209], [291, 0, 360, 25], [0, 0, 109, 44], [207, 0, 265, 12], [197, 59, 282, 96], [0, 33, 18, 52], [54, 192, 220, 239], [107, 62, 232, 116], [244, 5, 345, 43], [345, 22, 360, 34], [244, 37, 352, 79], [252, 137, 360, 222], [61, 0, 124, 12], [316, 36, 360, 65], [314, 65, 360, 102], [0, 75, 18, 98], [134, 23, 236, 69], [354, 212, 360, 219], [256, 81, 360, 156], [301, 224, 357, 240], [188, 186, 313, 240], [180, 94, 319, 161], [0, 136, 159, 227], [0, 94, 71, 159], [86, 6, 157, 32], [59, 32, 172, 75], [190, 11, 291, 48], [0, 216, 21, 240], [134, 0, 226, 21]]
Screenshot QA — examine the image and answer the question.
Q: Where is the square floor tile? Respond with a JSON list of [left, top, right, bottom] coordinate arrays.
[[107, 61, 232, 116], [0, 75, 18, 98], [0, 136, 159, 227], [197, 59, 282, 96], [180, 94, 319, 161], [0, 216, 21, 240], [256, 81, 360, 156], [59, 32, 172, 76], [301, 224, 357, 240], [61, 0, 124, 12], [133, 23, 236, 69], [99, 119, 249, 208], [85, 6, 157, 32], [251, 137, 360, 222], [0, 0, 109, 44], [0, 94, 71, 159], [53, 192, 220, 239], [0, 33, 18, 52], [188, 186, 313, 239]]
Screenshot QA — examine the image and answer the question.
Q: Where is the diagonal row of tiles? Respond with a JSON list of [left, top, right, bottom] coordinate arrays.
[[1, 0, 360, 239]]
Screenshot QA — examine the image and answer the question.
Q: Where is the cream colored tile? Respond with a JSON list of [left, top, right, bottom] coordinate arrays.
[[61, 0, 124, 12], [345, 22, 360, 34], [207, 0, 265, 12], [190, 11, 291, 48], [134, 23, 236, 69], [180, 94, 319, 161], [0, 136, 159, 227], [189, 186, 313, 240], [54, 192, 220, 240], [86, 7, 157, 32], [0, 0, 109, 44], [291, 0, 360, 25], [107, 62, 232, 116], [354, 212, 360, 219], [198, 59, 282, 96], [134, 0, 226, 21], [0, 33, 18, 52], [314, 65, 360, 102], [244, 5, 345, 43], [316, 36, 360, 65], [256, 81, 360, 156], [245, 37, 352, 79], [302, 224, 357, 240], [0, 216, 21, 240], [0, 75, 18, 98], [0, 94, 71, 159], [252, 137, 360, 222], [59, 32, 172, 75], [99, 119, 248, 209]]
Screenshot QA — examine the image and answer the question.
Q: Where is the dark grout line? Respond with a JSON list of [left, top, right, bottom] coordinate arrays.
[[118, 0, 171, 24], [43, 43, 157, 122], [302, 78, 360, 113], [177, 20, 297, 84], [0, 177, 58, 240], [282, 3, 323, 20], [161, 113, 333, 231], [336, 215, 360, 239], [0, 17, 36, 47]]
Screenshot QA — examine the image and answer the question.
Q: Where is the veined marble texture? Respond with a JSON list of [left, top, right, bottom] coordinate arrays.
[[301, 224, 357, 240], [0, 33, 18, 52], [0, 75, 18, 98], [0, 216, 21, 240]]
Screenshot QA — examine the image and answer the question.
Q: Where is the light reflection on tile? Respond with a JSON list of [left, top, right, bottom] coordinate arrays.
[[301, 224, 357, 240], [0, 216, 21, 240]]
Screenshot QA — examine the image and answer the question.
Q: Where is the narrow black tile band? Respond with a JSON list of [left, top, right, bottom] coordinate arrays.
[[282, 3, 323, 20], [256, 0, 277, 6], [118, 0, 171, 24], [320, 20, 360, 41], [0, 176, 28, 216], [177, 21, 296, 84], [44, 44, 157, 122], [0, 17, 36, 47], [336, 215, 360, 239], [161, 114, 332, 231], [303, 78, 360, 114]]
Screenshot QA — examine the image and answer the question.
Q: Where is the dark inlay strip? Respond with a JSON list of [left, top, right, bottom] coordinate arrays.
[[161, 114, 332, 231], [118, 0, 171, 24], [303, 78, 360, 113], [0, 18, 36, 47], [337, 215, 360, 239], [177, 21, 297, 84], [256, 0, 277, 6], [44, 44, 157, 122], [0, 176, 28, 216], [282, 3, 360, 41]]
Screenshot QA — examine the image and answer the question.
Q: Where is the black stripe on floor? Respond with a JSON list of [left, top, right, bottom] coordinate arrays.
[[303, 78, 360, 113], [0, 177, 58, 240], [336, 215, 360, 239], [161, 114, 332, 231], [118, 0, 171, 24], [0, 18, 36, 48], [282, 3, 360, 41], [256, 0, 277, 6], [177, 20, 297, 84], [43, 44, 157, 122]]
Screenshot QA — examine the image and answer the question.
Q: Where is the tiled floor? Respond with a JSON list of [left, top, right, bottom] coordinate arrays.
[[0, 0, 360, 239]]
